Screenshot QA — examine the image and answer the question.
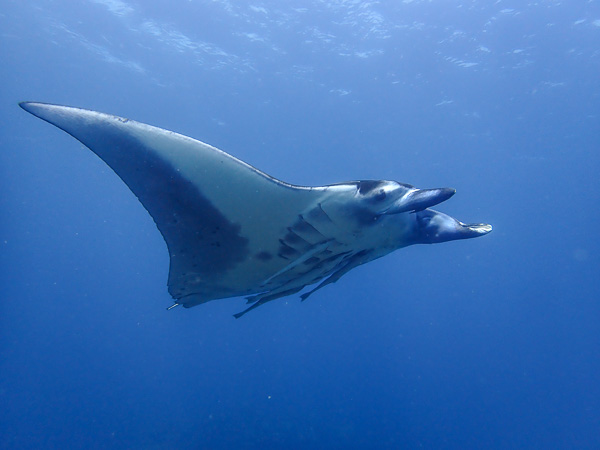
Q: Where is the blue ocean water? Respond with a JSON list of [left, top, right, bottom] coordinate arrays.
[[1, 1, 599, 448]]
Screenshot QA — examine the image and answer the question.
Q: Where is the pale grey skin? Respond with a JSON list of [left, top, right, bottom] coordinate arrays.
[[20, 102, 492, 318]]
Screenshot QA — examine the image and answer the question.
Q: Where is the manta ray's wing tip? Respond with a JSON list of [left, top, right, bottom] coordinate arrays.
[[19, 101, 33, 112], [19, 101, 55, 118], [19, 101, 46, 110]]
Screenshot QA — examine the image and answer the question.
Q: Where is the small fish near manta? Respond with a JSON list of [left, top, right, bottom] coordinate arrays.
[[20, 102, 492, 318]]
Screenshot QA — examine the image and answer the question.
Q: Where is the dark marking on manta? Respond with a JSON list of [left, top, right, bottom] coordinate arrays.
[[357, 180, 385, 194]]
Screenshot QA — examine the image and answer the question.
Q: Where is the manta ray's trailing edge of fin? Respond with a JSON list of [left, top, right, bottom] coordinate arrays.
[[20, 102, 492, 318]]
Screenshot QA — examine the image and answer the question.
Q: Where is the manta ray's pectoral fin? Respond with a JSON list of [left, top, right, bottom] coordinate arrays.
[[234, 286, 306, 319], [19, 102, 326, 310], [300, 249, 373, 302], [166, 303, 181, 310]]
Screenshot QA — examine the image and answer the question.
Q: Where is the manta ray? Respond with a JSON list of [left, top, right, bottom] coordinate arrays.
[[20, 102, 492, 318]]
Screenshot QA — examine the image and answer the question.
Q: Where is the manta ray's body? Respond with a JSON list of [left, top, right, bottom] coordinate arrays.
[[20, 102, 491, 318]]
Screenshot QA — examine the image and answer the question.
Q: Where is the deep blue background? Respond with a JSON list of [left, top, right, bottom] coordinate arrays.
[[1, 1, 599, 448]]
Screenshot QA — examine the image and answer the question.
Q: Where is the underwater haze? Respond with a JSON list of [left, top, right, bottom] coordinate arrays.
[[1, 0, 599, 448]]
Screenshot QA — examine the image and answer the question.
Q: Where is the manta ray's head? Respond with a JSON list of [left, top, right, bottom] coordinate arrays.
[[357, 180, 456, 215], [415, 209, 492, 244]]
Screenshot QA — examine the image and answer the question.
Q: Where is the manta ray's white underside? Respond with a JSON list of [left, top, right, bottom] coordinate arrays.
[[20, 102, 491, 317]]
